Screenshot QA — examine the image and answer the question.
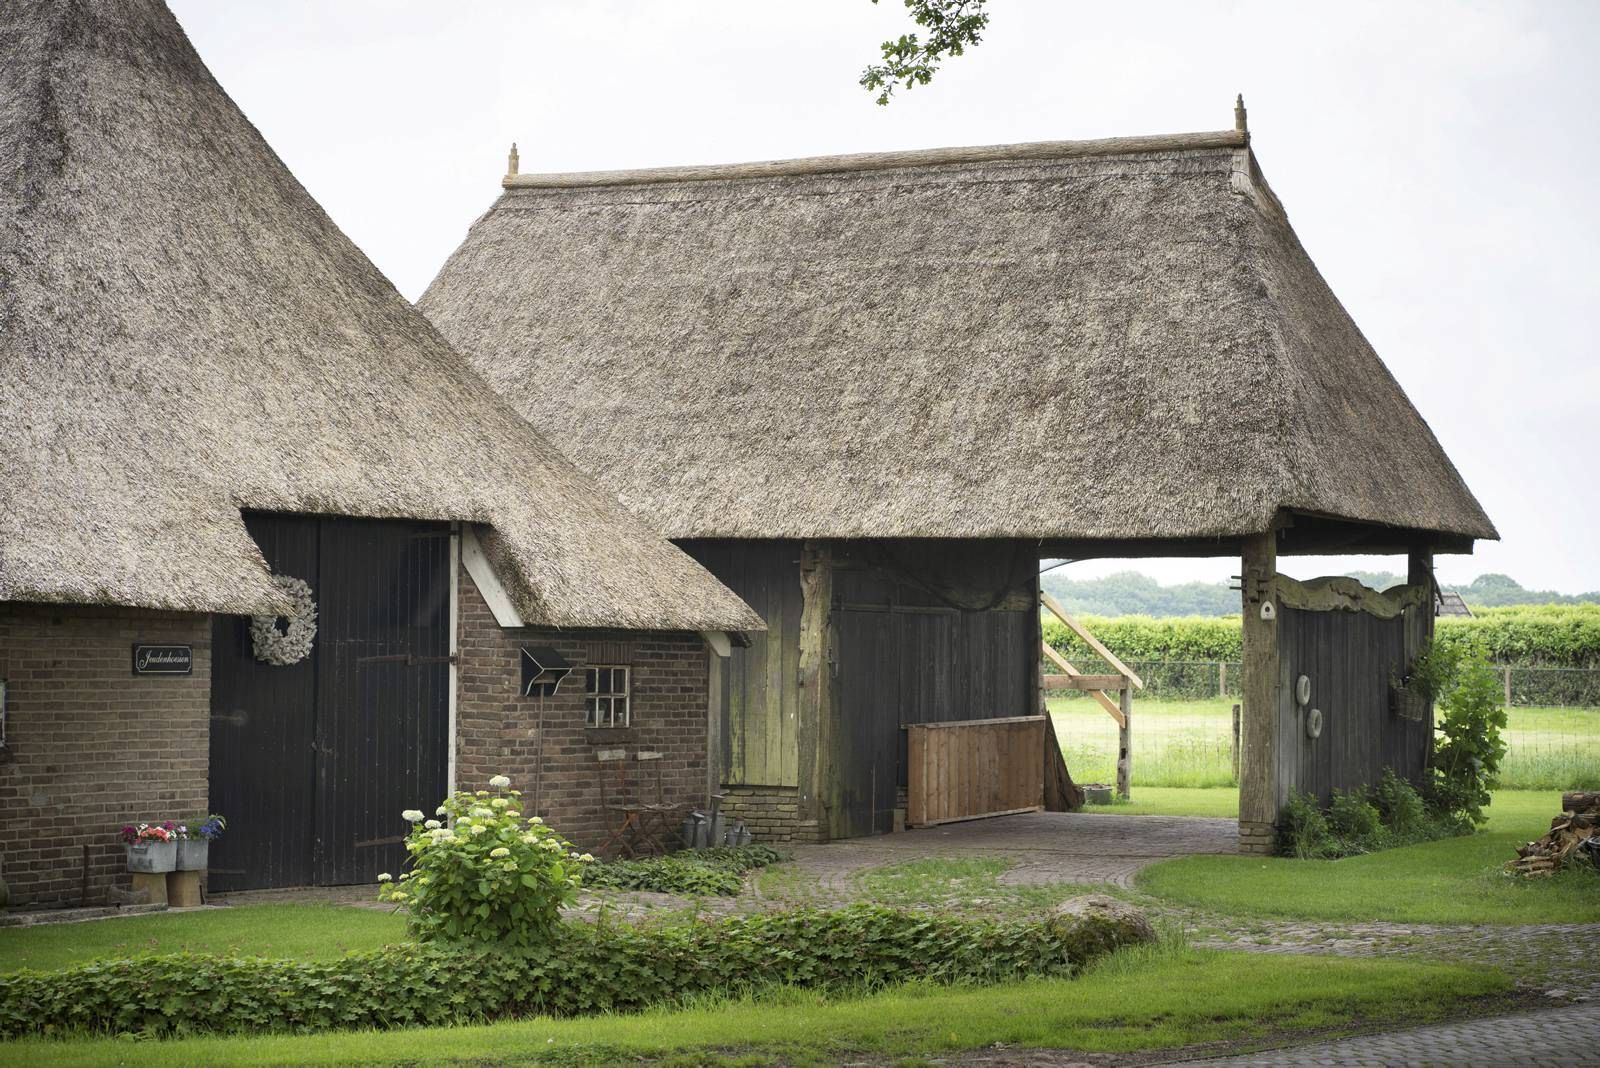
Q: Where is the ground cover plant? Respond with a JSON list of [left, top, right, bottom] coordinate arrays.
[[583, 845, 783, 896], [1138, 790, 1600, 925], [0, 904, 1126, 1040], [6, 946, 1510, 1067]]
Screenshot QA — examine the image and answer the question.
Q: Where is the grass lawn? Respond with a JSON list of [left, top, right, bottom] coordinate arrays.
[[1051, 696, 1599, 789], [0, 903, 405, 975], [1080, 785, 1240, 818], [4, 945, 1510, 1067], [1138, 789, 1600, 925]]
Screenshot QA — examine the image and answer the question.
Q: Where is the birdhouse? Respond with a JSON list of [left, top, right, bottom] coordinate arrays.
[[520, 646, 572, 697]]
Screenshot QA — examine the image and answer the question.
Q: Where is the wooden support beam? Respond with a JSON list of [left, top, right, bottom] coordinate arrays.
[[1116, 685, 1133, 800], [1043, 674, 1128, 692], [797, 541, 833, 841], [1041, 641, 1125, 724], [1040, 592, 1145, 689], [1238, 532, 1281, 847]]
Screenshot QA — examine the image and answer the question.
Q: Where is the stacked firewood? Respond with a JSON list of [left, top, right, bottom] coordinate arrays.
[[1508, 791, 1599, 877]]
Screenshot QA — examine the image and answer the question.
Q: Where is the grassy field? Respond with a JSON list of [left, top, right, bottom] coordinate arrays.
[[1051, 696, 1600, 789], [3, 946, 1509, 1067], [0, 903, 405, 975], [1137, 789, 1599, 925], [1081, 785, 1242, 817]]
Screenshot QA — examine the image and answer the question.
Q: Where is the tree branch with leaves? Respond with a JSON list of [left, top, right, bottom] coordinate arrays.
[[860, 0, 991, 106]]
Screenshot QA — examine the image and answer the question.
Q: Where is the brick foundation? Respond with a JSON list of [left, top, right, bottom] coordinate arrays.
[[718, 785, 814, 843], [1237, 819, 1276, 855], [455, 567, 711, 854], [0, 603, 211, 908]]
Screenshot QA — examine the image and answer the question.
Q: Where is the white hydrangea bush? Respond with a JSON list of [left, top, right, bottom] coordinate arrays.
[[378, 775, 594, 947]]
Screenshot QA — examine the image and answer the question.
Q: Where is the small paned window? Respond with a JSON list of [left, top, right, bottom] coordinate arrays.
[[585, 666, 630, 728]]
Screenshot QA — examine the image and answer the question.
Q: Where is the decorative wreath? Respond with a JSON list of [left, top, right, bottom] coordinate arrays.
[[250, 575, 318, 666]]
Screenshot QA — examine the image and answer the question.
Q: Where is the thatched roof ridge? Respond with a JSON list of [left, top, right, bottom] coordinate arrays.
[[423, 123, 1495, 548], [501, 130, 1249, 188], [0, 0, 762, 631]]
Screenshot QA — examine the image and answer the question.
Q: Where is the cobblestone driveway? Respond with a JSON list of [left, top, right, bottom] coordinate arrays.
[[783, 811, 1239, 890], [1165, 1001, 1600, 1067]]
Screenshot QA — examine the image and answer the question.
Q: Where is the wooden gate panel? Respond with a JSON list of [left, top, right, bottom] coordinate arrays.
[[906, 716, 1045, 827]]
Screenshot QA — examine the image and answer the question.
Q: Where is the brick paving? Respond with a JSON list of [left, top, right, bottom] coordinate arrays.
[[1165, 1001, 1600, 1066], [783, 811, 1239, 891]]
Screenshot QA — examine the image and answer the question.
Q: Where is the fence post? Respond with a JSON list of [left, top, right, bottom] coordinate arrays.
[[1503, 665, 1513, 708], [1218, 661, 1227, 698], [1231, 703, 1241, 783]]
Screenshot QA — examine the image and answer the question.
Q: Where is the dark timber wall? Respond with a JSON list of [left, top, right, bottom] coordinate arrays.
[[1273, 595, 1434, 809], [682, 539, 1037, 841]]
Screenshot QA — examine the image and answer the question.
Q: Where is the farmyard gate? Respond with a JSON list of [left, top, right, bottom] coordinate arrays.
[[208, 515, 452, 890]]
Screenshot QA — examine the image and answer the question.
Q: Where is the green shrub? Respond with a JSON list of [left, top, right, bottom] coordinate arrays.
[[1280, 774, 1466, 860], [1426, 647, 1508, 827], [1372, 769, 1428, 836], [379, 776, 591, 948], [1277, 794, 1335, 859], [1326, 789, 1382, 843], [583, 845, 783, 896], [0, 904, 1113, 1039]]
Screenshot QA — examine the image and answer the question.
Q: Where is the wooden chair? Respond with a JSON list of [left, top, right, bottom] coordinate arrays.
[[598, 750, 680, 856]]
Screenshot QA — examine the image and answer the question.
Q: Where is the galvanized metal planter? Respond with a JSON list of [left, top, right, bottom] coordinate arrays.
[[176, 839, 209, 871], [125, 841, 177, 874]]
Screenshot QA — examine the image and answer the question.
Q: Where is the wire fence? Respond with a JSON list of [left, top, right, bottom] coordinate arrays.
[[1048, 660, 1600, 791]]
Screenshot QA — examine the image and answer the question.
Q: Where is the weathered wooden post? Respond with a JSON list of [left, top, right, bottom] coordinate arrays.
[[796, 541, 833, 842], [1237, 532, 1280, 854], [1231, 702, 1241, 783], [1116, 684, 1133, 800]]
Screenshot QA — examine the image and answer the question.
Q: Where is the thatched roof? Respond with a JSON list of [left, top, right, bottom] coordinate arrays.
[[0, 0, 761, 631], [422, 125, 1495, 549]]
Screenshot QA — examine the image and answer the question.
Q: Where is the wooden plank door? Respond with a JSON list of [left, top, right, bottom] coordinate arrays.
[[208, 514, 449, 890]]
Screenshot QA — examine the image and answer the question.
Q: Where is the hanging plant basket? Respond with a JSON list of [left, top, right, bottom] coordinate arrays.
[[251, 575, 317, 666], [1389, 680, 1431, 722]]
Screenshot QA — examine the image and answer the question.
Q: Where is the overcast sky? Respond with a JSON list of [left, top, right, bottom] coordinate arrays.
[[168, 1, 1599, 594]]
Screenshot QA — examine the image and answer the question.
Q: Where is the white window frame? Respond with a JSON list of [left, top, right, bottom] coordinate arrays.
[[585, 665, 630, 728]]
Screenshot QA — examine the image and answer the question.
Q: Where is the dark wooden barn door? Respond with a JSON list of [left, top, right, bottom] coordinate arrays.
[[209, 515, 451, 891], [832, 566, 1035, 839]]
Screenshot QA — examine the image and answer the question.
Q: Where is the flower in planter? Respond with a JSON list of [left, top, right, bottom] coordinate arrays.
[[401, 809, 426, 823], [120, 823, 175, 844], [378, 873, 393, 883], [489, 774, 512, 789], [189, 815, 227, 841]]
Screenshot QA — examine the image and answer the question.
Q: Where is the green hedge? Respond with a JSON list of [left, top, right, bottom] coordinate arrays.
[[1045, 604, 1600, 670], [0, 905, 1082, 1039]]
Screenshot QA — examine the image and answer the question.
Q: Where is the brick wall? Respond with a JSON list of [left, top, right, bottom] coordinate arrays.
[[0, 603, 211, 908], [456, 567, 711, 854], [717, 785, 810, 843]]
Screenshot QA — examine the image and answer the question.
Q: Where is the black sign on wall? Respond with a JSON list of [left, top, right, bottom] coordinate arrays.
[[132, 644, 193, 676]]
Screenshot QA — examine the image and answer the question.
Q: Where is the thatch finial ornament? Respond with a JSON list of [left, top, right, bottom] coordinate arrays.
[[1234, 94, 1248, 134], [508, 142, 520, 177]]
